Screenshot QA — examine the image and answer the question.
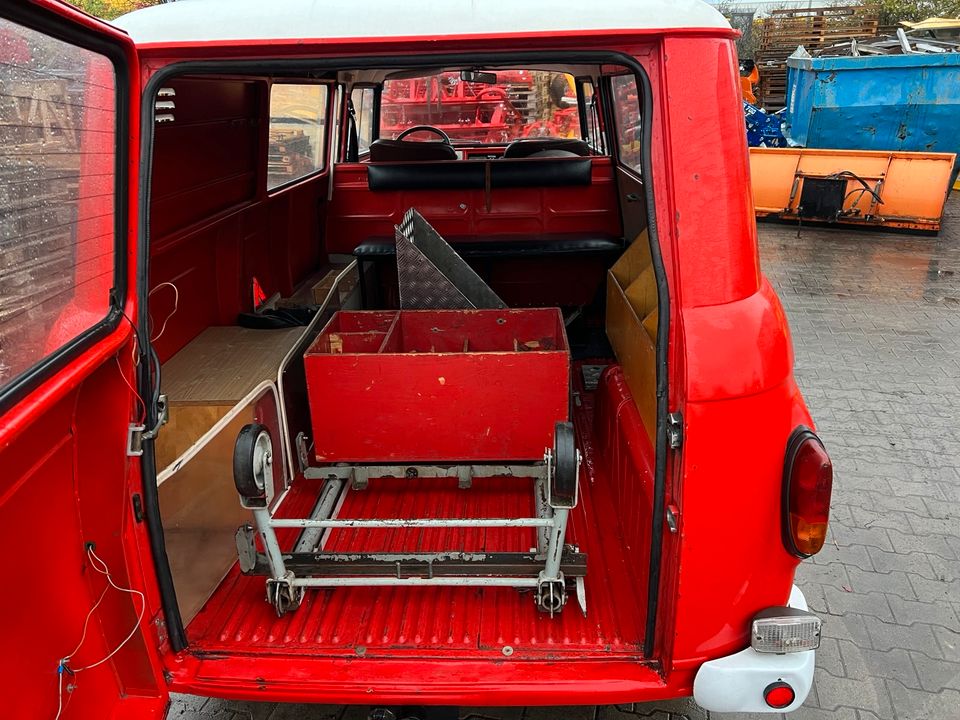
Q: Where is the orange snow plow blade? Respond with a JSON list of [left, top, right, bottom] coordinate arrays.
[[749, 147, 956, 233]]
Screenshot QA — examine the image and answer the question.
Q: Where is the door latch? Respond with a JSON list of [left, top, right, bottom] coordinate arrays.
[[667, 411, 683, 449], [126, 394, 169, 457]]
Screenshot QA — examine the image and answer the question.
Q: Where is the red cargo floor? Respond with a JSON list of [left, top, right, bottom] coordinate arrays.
[[188, 479, 644, 658], [187, 390, 647, 660]]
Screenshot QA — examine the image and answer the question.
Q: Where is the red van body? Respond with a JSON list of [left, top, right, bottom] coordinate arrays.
[[0, 1, 831, 718]]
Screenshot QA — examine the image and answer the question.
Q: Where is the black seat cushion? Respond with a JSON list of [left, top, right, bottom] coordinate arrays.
[[354, 233, 624, 259], [369, 139, 458, 162], [503, 138, 592, 159], [366, 157, 592, 191]]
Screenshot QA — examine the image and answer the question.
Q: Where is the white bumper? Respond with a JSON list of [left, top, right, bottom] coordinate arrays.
[[692, 586, 815, 713]]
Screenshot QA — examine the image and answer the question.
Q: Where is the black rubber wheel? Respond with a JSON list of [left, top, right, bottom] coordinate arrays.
[[234, 423, 272, 499], [552, 421, 577, 506]]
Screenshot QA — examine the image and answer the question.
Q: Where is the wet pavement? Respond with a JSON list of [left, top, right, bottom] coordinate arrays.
[[168, 195, 960, 720]]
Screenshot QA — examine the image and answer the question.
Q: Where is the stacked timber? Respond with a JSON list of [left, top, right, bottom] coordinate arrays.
[[0, 73, 85, 387], [756, 5, 880, 109], [267, 128, 314, 184]]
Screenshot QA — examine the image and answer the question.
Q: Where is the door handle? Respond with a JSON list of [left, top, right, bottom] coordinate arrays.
[[625, 192, 641, 203]]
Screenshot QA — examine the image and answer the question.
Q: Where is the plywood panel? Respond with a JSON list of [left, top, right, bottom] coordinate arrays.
[[162, 326, 304, 406], [155, 404, 232, 471], [159, 408, 254, 624], [157, 325, 305, 620]]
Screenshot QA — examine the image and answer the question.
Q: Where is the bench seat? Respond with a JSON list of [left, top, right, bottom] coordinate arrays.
[[353, 232, 624, 307], [355, 232, 623, 258]]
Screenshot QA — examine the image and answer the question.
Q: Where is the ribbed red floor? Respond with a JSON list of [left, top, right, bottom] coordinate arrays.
[[187, 387, 646, 659]]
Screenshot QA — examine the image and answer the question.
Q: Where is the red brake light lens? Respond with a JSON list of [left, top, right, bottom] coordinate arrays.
[[764, 681, 796, 709], [782, 428, 833, 557]]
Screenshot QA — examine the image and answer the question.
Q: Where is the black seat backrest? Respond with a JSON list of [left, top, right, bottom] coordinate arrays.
[[503, 138, 592, 159], [369, 139, 458, 162], [366, 157, 593, 191]]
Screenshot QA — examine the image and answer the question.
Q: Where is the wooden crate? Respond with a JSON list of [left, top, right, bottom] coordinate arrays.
[[304, 309, 570, 463], [756, 5, 879, 109]]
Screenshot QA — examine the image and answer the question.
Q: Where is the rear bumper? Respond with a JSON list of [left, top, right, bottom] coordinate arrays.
[[166, 654, 683, 706], [692, 586, 815, 713]]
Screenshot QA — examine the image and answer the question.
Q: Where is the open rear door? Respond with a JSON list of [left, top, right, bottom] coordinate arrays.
[[0, 2, 168, 718]]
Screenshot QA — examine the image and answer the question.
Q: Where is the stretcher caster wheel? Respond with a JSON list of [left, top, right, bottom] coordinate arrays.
[[234, 423, 273, 501], [550, 422, 578, 507], [266, 578, 303, 617]]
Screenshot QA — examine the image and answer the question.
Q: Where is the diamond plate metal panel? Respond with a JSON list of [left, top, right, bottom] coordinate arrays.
[[395, 208, 506, 310], [396, 224, 474, 310]]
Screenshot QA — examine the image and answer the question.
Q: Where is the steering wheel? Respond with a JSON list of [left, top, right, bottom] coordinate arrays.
[[396, 125, 453, 144], [476, 88, 509, 103]]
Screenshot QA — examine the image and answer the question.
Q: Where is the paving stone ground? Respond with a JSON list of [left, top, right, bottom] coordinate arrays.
[[168, 197, 960, 720]]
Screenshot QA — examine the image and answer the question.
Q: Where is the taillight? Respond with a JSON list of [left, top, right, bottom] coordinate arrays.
[[764, 681, 797, 708], [782, 427, 833, 557]]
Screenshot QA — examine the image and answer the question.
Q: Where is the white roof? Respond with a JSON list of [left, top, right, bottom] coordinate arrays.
[[115, 0, 729, 45]]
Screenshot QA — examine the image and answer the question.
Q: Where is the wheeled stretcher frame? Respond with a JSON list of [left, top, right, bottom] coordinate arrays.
[[233, 422, 584, 617]]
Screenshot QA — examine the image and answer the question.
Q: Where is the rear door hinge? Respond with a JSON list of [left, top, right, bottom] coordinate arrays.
[[126, 394, 169, 457], [667, 411, 683, 449]]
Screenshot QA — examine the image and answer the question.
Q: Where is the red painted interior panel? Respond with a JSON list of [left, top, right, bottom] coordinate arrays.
[[326, 157, 621, 253], [185, 362, 651, 662], [147, 77, 328, 363], [589, 365, 655, 619], [0, 360, 165, 718], [151, 78, 260, 238]]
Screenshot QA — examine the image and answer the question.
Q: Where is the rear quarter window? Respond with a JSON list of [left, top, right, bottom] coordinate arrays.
[[611, 74, 642, 175], [0, 18, 117, 395], [267, 83, 328, 190]]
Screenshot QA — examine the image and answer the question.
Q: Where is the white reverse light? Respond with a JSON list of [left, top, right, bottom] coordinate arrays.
[[751, 607, 821, 654]]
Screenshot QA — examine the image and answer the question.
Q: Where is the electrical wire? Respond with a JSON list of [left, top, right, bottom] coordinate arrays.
[[116, 355, 147, 425], [148, 281, 179, 343], [116, 309, 150, 425], [61, 585, 110, 667], [55, 666, 64, 720], [827, 170, 885, 205], [72, 548, 146, 671], [54, 546, 146, 719], [118, 307, 141, 368]]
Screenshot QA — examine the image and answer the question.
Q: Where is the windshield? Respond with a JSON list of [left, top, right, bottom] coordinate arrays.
[[380, 70, 580, 144]]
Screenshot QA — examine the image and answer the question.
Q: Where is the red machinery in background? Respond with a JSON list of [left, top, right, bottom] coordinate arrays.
[[380, 70, 580, 143]]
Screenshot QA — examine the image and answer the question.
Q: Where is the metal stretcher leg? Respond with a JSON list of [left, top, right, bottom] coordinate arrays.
[[233, 423, 583, 617], [251, 506, 304, 616], [537, 505, 570, 615]]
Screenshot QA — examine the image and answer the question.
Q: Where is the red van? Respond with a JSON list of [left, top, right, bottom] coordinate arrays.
[[0, 1, 833, 718]]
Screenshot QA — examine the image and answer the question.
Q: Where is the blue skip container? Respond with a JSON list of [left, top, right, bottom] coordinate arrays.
[[784, 52, 960, 175]]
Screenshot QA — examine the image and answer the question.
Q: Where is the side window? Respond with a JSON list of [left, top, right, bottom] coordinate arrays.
[[351, 87, 376, 155], [267, 83, 328, 190], [0, 18, 117, 397], [578, 80, 605, 154], [611, 74, 642, 175]]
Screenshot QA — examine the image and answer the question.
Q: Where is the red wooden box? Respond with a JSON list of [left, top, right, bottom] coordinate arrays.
[[304, 309, 570, 463]]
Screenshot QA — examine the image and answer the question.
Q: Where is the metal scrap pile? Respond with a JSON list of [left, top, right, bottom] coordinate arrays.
[[814, 27, 960, 57], [743, 101, 787, 148]]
